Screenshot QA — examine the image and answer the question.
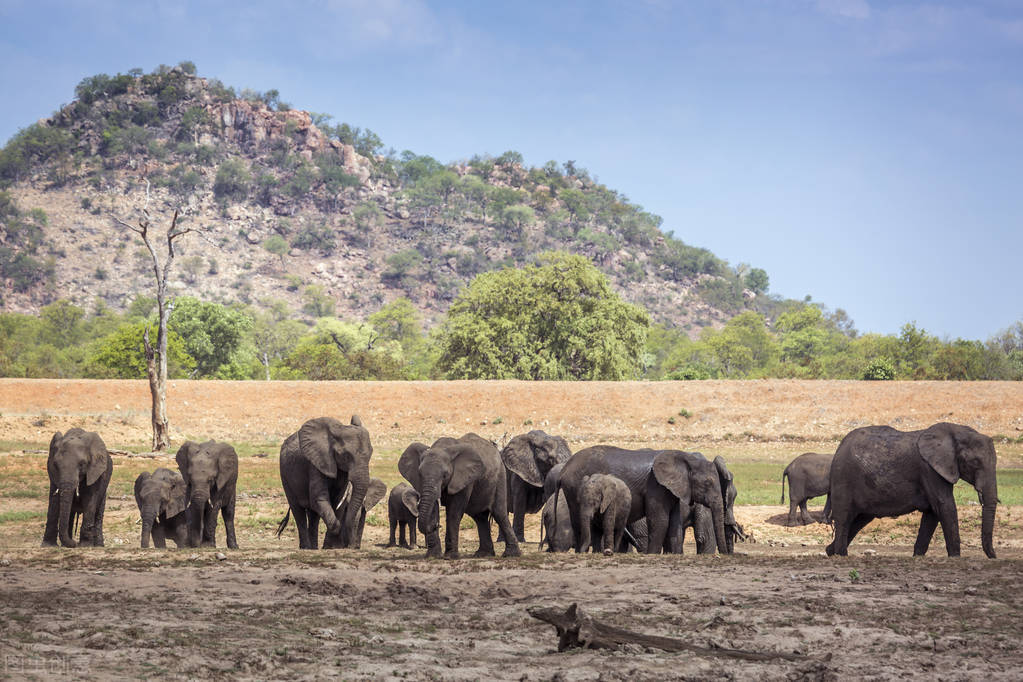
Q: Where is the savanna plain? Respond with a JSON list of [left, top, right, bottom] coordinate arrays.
[[1, 379, 1022, 680]]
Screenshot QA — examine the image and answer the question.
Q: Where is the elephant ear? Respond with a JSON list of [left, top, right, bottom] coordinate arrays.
[[48, 431, 63, 461], [401, 487, 420, 516], [652, 451, 693, 503], [713, 456, 733, 484], [501, 436, 544, 487], [398, 443, 428, 491], [175, 441, 197, 481], [918, 425, 959, 484], [163, 472, 188, 518], [299, 418, 339, 479], [85, 432, 109, 486], [362, 478, 387, 512], [134, 471, 151, 508], [599, 480, 614, 515], [350, 414, 363, 427], [209, 442, 237, 490], [447, 444, 485, 495]]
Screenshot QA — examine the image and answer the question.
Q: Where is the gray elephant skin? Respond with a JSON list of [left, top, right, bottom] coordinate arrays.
[[540, 493, 574, 552], [781, 452, 833, 526], [399, 433, 521, 559], [387, 481, 421, 549], [557, 446, 728, 554], [277, 415, 374, 550], [134, 467, 188, 548], [578, 473, 631, 554], [685, 456, 741, 554], [176, 439, 239, 549], [42, 428, 113, 548], [323, 477, 387, 549], [500, 430, 572, 542], [826, 422, 998, 558]]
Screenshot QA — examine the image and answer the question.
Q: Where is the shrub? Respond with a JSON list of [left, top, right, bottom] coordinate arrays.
[[862, 357, 896, 380], [213, 159, 251, 202]]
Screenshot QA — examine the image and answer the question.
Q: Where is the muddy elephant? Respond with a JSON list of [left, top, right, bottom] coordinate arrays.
[[323, 477, 387, 549], [277, 416, 374, 550], [176, 440, 239, 549], [826, 422, 998, 558], [781, 452, 833, 526], [398, 433, 520, 559], [387, 482, 422, 549], [557, 446, 728, 554], [578, 473, 631, 555], [134, 468, 188, 548], [500, 430, 572, 542], [42, 428, 113, 548]]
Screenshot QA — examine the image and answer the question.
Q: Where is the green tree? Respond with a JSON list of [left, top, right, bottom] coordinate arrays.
[[302, 285, 335, 318], [436, 252, 649, 379], [775, 305, 832, 376], [701, 311, 778, 377], [86, 323, 194, 379], [168, 297, 252, 377], [744, 268, 769, 294], [500, 204, 535, 239], [263, 235, 289, 267], [213, 159, 251, 202]]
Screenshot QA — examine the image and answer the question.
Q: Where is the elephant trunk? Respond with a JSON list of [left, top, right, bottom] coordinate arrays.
[[188, 488, 209, 547], [342, 476, 369, 548], [141, 501, 159, 549], [710, 494, 728, 555], [418, 485, 441, 556], [57, 481, 77, 548], [578, 505, 594, 553]]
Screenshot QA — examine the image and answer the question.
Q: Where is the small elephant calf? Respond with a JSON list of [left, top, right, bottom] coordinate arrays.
[[387, 481, 420, 549], [134, 468, 188, 549], [579, 473, 632, 555], [781, 452, 833, 526]]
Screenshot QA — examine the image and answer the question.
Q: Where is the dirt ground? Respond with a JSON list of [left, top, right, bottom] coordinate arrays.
[[2, 379, 1022, 680]]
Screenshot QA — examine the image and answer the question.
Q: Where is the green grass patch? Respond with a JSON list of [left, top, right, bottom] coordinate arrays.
[[0, 510, 45, 523]]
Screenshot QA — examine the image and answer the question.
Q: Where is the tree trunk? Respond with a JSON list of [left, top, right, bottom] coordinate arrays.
[[143, 324, 170, 451]]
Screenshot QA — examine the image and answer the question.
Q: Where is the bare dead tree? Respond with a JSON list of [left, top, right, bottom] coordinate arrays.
[[114, 182, 200, 451]]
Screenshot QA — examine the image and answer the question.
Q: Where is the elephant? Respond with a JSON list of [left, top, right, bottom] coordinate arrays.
[[323, 477, 387, 549], [686, 455, 743, 554], [175, 439, 239, 549], [781, 452, 833, 526], [500, 430, 572, 542], [556, 446, 728, 555], [387, 481, 421, 549], [398, 433, 521, 559], [134, 468, 188, 548], [276, 416, 374, 550], [540, 493, 574, 552], [41, 428, 113, 548], [578, 473, 632, 555], [826, 422, 998, 558]]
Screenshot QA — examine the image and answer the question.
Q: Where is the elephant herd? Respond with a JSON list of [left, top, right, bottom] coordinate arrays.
[[41, 419, 1000, 560]]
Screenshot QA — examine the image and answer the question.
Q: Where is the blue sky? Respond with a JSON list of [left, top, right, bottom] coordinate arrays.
[[2, 0, 1021, 340]]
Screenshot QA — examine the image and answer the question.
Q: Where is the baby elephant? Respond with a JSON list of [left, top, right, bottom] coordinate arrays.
[[134, 468, 188, 548], [387, 481, 421, 549], [540, 493, 573, 552], [781, 452, 833, 525], [323, 477, 387, 549], [579, 473, 632, 555]]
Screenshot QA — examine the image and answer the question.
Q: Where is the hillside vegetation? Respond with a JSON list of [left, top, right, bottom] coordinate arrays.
[[1, 62, 1022, 381]]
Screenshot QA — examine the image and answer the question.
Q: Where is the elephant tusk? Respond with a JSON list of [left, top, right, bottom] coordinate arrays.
[[623, 527, 639, 551]]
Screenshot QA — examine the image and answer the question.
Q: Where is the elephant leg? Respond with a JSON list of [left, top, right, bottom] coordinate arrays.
[[799, 500, 812, 525], [788, 497, 800, 527], [388, 518, 398, 547], [472, 512, 495, 557], [444, 503, 465, 559], [292, 507, 311, 549], [307, 511, 320, 550], [201, 502, 218, 547], [92, 473, 110, 546], [845, 514, 874, 546], [493, 510, 521, 558], [152, 524, 167, 549], [935, 501, 961, 557], [221, 491, 238, 549], [512, 490, 527, 544], [913, 511, 939, 556], [668, 506, 686, 554], [826, 512, 850, 556], [409, 522, 417, 549]]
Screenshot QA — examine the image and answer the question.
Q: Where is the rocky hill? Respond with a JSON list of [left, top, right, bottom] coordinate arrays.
[[0, 64, 774, 331]]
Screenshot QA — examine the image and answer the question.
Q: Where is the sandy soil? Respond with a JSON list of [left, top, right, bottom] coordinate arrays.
[[1, 379, 1022, 680]]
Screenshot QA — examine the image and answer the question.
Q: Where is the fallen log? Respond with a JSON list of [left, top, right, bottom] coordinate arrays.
[[527, 603, 807, 662]]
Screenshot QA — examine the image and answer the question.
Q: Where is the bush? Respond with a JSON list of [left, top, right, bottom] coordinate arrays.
[[862, 357, 896, 380], [213, 159, 251, 202], [290, 223, 335, 253]]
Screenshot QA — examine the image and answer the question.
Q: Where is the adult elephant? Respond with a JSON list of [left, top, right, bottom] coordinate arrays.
[[277, 416, 374, 550], [399, 433, 520, 559], [781, 452, 833, 526], [500, 430, 572, 542], [686, 456, 741, 554], [826, 422, 998, 558], [176, 440, 239, 549], [134, 468, 188, 548], [323, 477, 387, 549], [41, 428, 113, 548], [557, 446, 727, 555]]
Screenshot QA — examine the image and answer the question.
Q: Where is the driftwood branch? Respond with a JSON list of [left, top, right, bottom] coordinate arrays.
[[527, 604, 807, 662]]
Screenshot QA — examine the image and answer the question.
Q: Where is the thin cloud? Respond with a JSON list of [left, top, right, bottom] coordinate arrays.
[[816, 0, 871, 21]]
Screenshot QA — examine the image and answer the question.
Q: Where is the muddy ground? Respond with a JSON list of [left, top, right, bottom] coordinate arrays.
[[1, 379, 1022, 680]]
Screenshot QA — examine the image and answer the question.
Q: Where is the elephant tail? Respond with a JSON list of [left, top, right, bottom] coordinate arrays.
[[275, 509, 291, 538], [538, 517, 546, 551], [780, 470, 787, 504]]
